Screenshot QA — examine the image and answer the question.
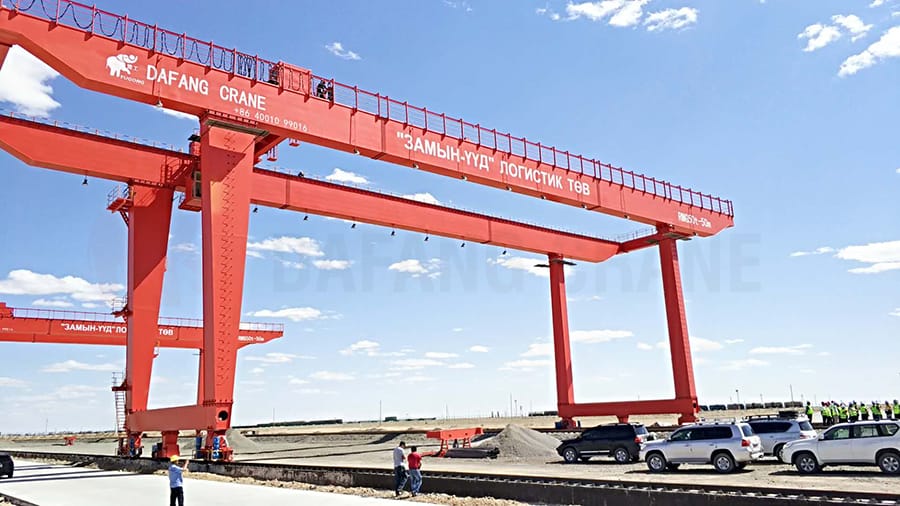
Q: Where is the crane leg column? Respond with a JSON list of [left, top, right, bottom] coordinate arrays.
[[122, 185, 173, 457], [0, 43, 10, 69], [549, 254, 578, 429], [659, 237, 699, 424], [197, 120, 257, 461]]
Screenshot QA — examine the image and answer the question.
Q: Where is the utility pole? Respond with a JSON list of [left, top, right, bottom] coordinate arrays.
[[735, 389, 740, 405], [790, 384, 794, 404], [379, 400, 382, 424]]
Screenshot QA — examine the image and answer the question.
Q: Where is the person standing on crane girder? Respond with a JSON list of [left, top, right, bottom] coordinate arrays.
[[168, 455, 189, 506]]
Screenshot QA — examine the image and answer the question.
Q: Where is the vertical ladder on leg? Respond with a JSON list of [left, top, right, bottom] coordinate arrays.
[[112, 372, 126, 436]]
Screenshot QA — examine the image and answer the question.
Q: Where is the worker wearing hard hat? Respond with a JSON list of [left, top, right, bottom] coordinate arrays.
[[169, 454, 190, 506]]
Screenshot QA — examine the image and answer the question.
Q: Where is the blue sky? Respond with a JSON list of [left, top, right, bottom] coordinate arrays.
[[0, 0, 898, 433]]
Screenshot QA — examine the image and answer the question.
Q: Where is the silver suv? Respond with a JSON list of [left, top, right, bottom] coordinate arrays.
[[745, 414, 817, 457], [640, 421, 763, 473]]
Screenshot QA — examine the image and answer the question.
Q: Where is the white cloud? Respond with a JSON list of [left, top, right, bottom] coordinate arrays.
[[896, 168, 900, 174], [798, 24, 842, 52], [443, 0, 472, 12], [310, 371, 355, 381], [452, 328, 464, 332], [0, 377, 27, 388], [637, 342, 654, 351], [0, 269, 123, 302], [836, 240, 900, 273], [522, 342, 553, 357], [536, 6, 562, 21], [565, 1, 649, 27], [81, 302, 100, 309], [890, 308, 900, 317], [173, 243, 198, 253], [388, 258, 441, 278], [400, 374, 435, 383], [247, 236, 324, 257], [644, 7, 698, 32], [749, 344, 813, 355], [790, 246, 835, 257], [340, 340, 381, 356], [724, 339, 745, 344], [159, 107, 196, 120], [655, 336, 724, 352], [571, 329, 633, 343], [839, 26, 900, 76], [469, 345, 490, 353], [247, 250, 265, 259], [313, 259, 352, 270], [500, 359, 551, 371], [245, 352, 313, 364], [390, 358, 445, 370], [487, 255, 572, 278], [832, 15, 873, 41], [41, 360, 121, 373], [425, 352, 459, 359], [280, 260, 304, 270], [0, 46, 61, 117], [401, 192, 442, 205], [32, 298, 74, 308], [250, 367, 265, 374], [870, 0, 887, 6], [718, 358, 769, 371], [688, 337, 724, 352], [448, 363, 475, 369], [325, 42, 361, 61], [289, 377, 310, 385], [248, 307, 328, 321], [325, 168, 368, 184], [817, 351, 832, 357]]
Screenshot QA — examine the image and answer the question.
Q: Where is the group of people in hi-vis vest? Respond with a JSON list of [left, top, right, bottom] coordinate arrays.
[[812, 400, 900, 425]]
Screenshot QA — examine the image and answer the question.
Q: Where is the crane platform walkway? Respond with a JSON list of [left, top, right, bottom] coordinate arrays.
[[0, 459, 407, 505]]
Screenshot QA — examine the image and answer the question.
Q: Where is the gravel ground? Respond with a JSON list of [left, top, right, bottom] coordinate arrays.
[[4, 414, 899, 496]]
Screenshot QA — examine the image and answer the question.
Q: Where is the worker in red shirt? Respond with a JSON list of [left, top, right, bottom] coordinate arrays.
[[407, 446, 423, 496]]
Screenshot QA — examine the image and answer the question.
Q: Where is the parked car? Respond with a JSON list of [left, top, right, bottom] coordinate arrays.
[[779, 421, 900, 474], [640, 421, 763, 473], [0, 453, 13, 478], [745, 414, 816, 457], [557, 423, 651, 463]]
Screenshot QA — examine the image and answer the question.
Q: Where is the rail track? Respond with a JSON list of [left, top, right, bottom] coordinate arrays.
[[5, 450, 898, 505]]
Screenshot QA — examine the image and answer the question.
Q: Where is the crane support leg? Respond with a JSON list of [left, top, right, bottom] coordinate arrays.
[[122, 184, 173, 457], [549, 254, 577, 429], [199, 120, 257, 456], [0, 43, 9, 70], [659, 237, 699, 424]]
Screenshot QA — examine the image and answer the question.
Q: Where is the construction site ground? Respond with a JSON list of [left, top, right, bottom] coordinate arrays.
[[2, 413, 897, 497]]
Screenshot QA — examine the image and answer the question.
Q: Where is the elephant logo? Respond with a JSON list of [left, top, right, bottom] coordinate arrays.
[[106, 54, 138, 78]]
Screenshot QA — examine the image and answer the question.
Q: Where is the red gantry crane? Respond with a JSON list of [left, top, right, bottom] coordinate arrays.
[[0, 0, 734, 459], [0, 301, 282, 457]]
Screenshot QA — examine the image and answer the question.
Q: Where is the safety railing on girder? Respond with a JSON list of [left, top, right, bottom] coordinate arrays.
[[4, 0, 734, 218], [0, 304, 284, 332]]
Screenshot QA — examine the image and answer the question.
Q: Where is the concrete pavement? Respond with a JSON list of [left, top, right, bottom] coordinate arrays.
[[0, 459, 409, 505]]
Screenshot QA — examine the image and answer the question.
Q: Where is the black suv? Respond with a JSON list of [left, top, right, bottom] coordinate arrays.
[[0, 453, 13, 478], [557, 423, 651, 463]]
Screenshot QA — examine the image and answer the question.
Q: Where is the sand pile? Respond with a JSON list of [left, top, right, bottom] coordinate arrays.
[[226, 428, 261, 453], [478, 424, 560, 459]]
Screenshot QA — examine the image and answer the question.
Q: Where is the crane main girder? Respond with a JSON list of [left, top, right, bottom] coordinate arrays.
[[0, 301, 283, 348], [0, 1, 734, 237], [0, 114, 628, 262]]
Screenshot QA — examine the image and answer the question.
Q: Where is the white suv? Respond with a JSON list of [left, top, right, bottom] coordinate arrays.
[[640, 422, 763, 474], [745, 415, 817, 457], [780, 421, 900, 474]]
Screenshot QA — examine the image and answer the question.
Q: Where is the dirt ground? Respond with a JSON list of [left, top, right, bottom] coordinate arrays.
[[2, 412, 898, 497]]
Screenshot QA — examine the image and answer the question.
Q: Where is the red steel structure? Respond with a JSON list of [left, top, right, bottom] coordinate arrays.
[[0, 0, 735, 457], [0, 301, 283, 349]]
